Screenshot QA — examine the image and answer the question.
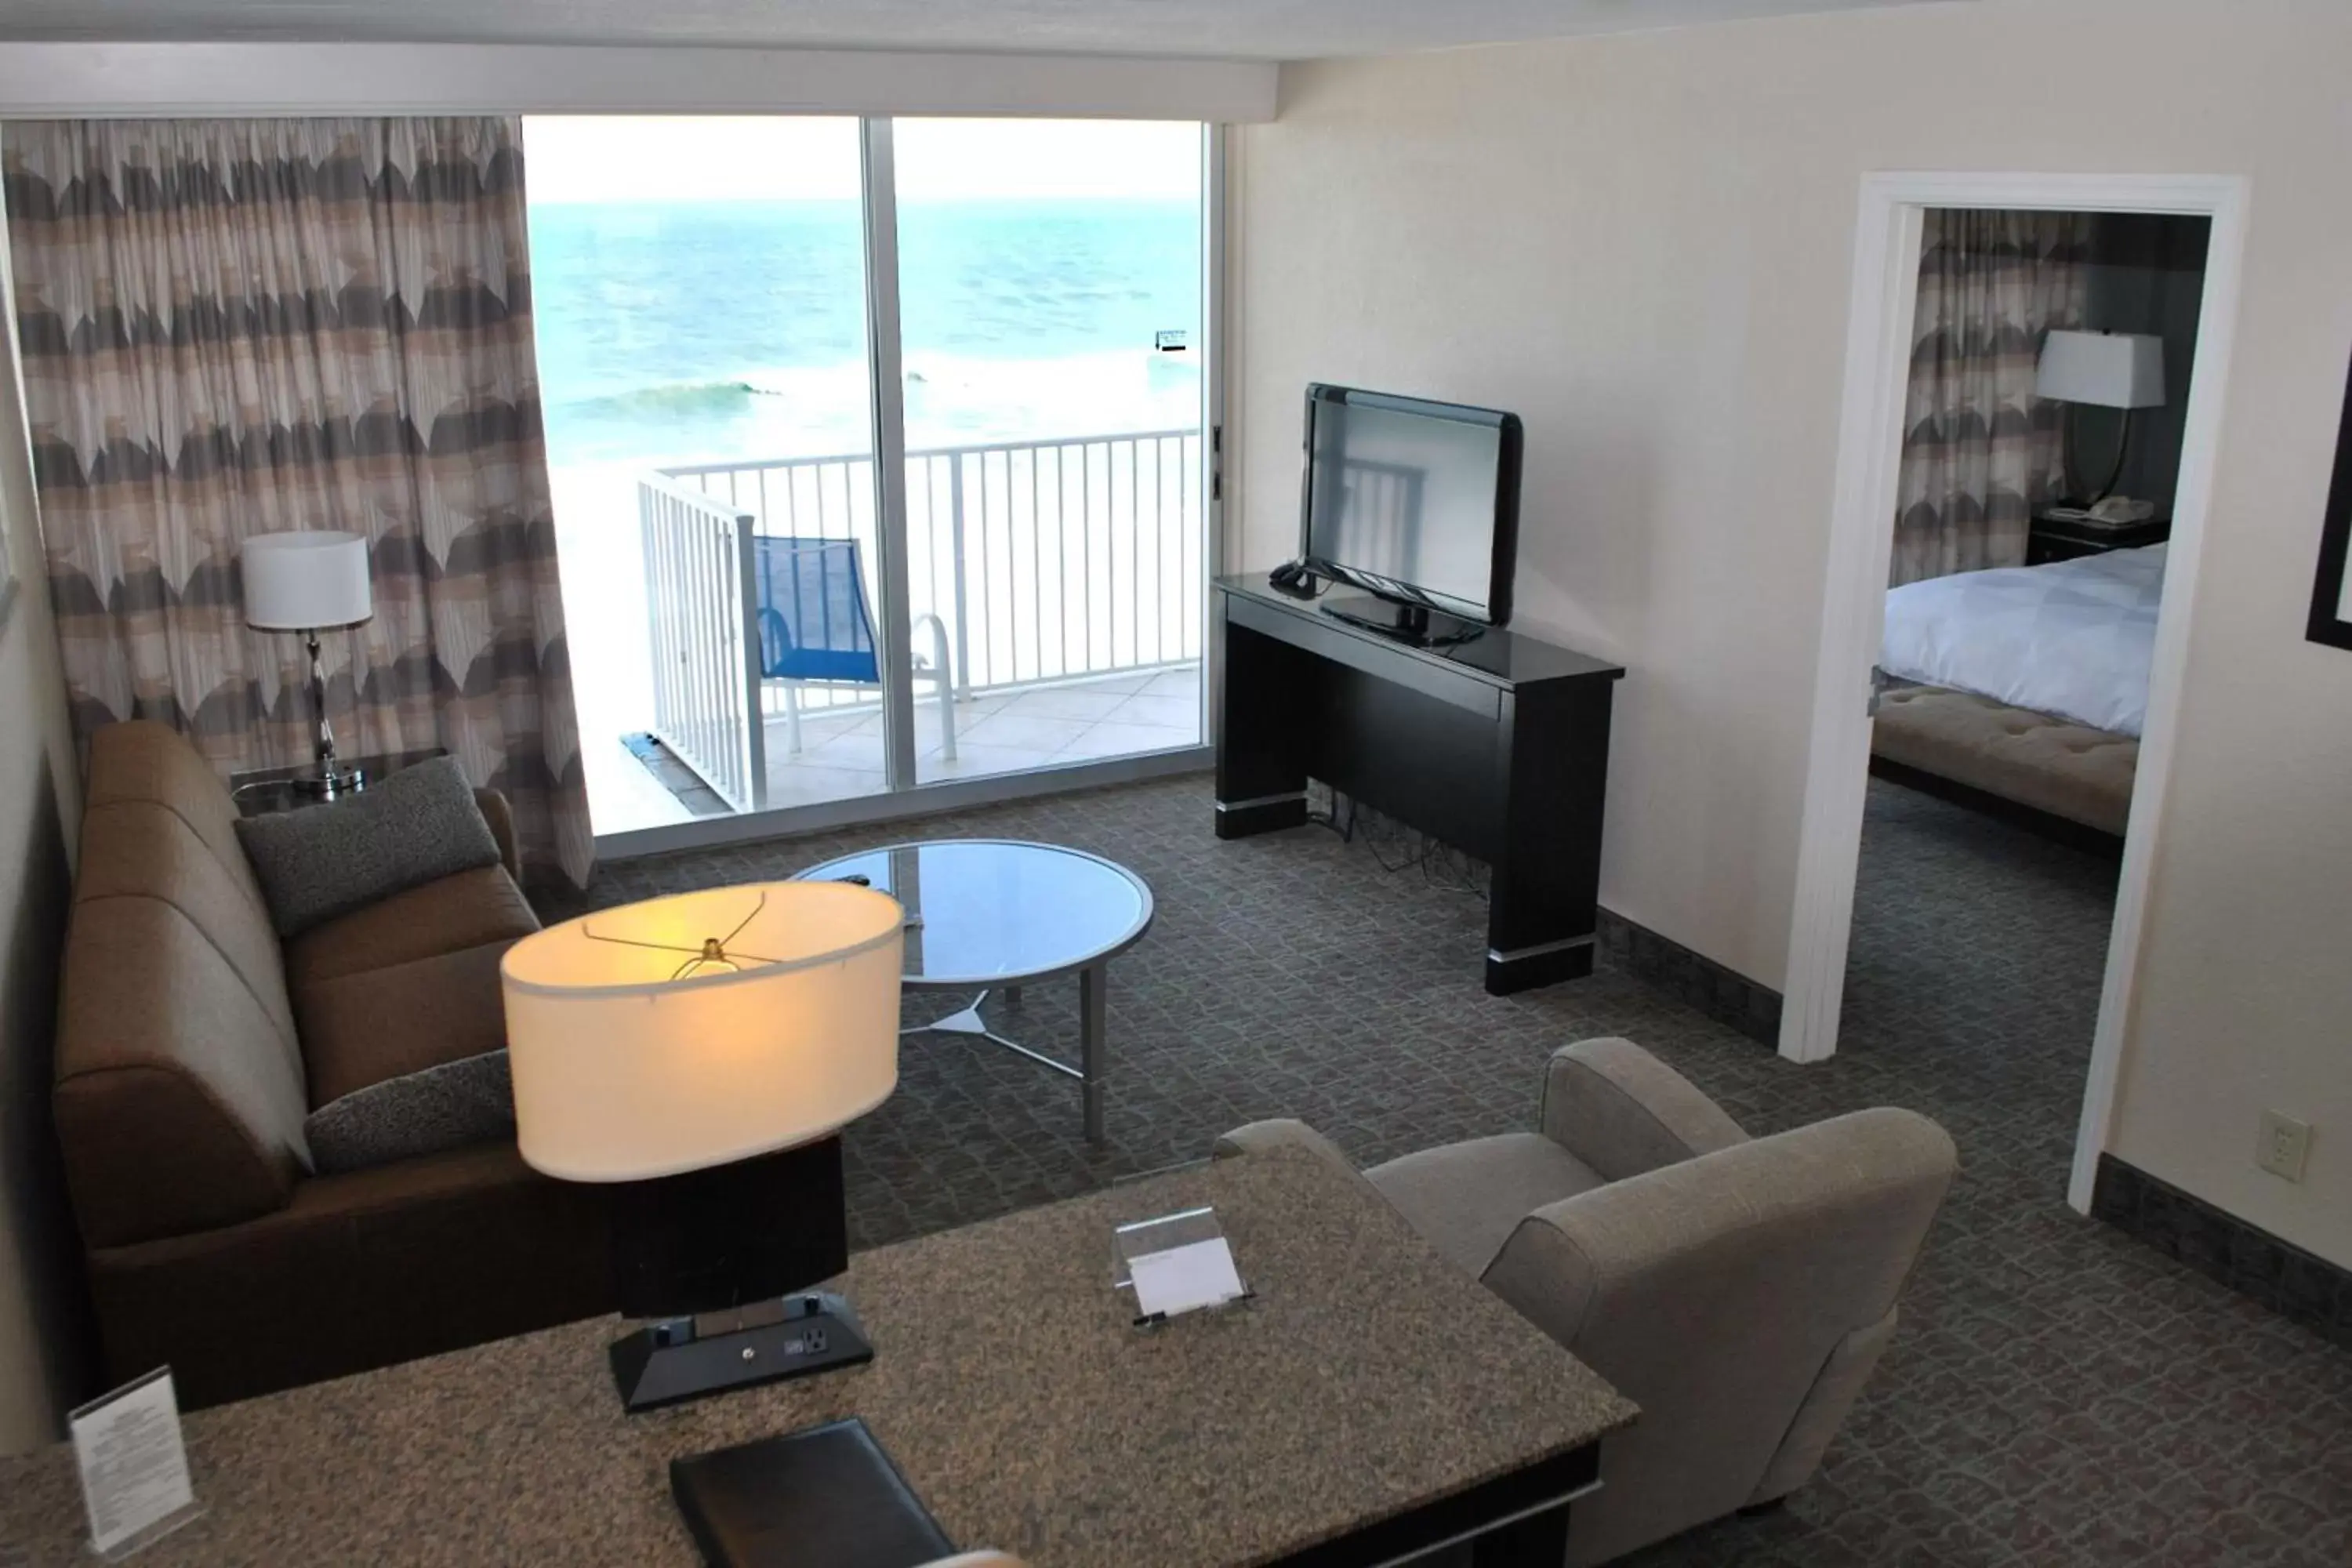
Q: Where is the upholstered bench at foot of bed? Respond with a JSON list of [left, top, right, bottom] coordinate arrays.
[[1871, 685, 2137, 837]]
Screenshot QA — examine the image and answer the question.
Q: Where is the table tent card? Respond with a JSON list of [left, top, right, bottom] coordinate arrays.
[[69, 1367, 201, 1559], [1114, 1206, 1250, 1323], [1129, 1238, 1249, 1318]]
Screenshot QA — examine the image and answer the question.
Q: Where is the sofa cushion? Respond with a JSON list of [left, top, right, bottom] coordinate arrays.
[[233, 757, 503, 937], [294, 936, 530, 1109], [73, 797, 301, 1052], [285, 864, 539, 1107], [55, 895, 314, 1247], [306, 1051, 516, 1174], [286, 865, 540, 989], [55, 722, 316, 1251], [1368, 1132, 1606, 1279], [83, 719, 267, 909]]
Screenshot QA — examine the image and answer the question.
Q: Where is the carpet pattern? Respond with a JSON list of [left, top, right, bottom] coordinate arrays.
[[541, 774, 2350, 1565]]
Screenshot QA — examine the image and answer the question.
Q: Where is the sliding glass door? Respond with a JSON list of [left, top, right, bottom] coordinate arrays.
[[891, 120, 1207, 786], [527, 117, 896, 834], [525, 116, 1212, 842]]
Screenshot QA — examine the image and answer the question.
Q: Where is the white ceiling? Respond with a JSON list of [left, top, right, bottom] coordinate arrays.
[[0, 0, 1958, 61]]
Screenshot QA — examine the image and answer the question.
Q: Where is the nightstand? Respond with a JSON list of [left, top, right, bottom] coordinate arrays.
[[2027, 511, 2172, 565]]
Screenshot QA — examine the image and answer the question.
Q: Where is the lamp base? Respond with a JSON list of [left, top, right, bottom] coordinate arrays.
[[289, 765, 365, 800], [610, 1291, 873, 1413]]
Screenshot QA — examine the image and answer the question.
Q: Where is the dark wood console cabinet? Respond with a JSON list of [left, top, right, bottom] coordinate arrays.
[[1212, 576, 1624, 994]]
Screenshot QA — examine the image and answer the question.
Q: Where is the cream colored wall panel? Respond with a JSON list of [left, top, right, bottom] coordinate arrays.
[[1234, 0, 2352, 1265]]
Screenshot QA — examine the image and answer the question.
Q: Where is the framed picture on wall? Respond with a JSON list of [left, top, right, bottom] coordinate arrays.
[[2308, 353, 2352, 651]]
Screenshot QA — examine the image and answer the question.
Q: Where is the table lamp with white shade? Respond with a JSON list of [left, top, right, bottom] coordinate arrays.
[[501, 880, 906, 1412], [241, 529, 374, 797], [2035, 328, 2168, 506]]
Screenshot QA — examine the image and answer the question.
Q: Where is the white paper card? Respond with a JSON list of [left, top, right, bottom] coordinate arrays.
[[1128, 1236, 1246, 1318], [71, 1369, 195, 1557]]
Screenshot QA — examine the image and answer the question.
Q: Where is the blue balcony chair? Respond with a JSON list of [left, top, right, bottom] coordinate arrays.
[[751, 536, 957, 761]]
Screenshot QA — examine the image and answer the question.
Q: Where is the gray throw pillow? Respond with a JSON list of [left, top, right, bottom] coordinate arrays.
[[305, 1050, 516, 1174], [234, 756, 503, 937]]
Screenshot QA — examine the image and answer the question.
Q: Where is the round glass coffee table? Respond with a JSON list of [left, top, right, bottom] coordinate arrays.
[[793, 839, 1154, 1143]]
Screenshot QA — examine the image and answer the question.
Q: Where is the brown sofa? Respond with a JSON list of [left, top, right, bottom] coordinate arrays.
[[53, 720, 611, 1409]]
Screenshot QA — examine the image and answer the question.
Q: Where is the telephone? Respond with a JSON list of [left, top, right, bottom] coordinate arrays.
[[2046, 495, 2157, 528]]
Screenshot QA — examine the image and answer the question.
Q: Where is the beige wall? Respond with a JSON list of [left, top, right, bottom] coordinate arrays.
[[1232, 0, 2352, 1264], [0, 241, 85, 1451]]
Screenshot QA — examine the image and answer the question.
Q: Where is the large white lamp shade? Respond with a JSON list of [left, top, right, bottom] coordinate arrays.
[[242, 530, 374, 630], [502, 881, 906, 1183], [2034, 330, 2166, 409]]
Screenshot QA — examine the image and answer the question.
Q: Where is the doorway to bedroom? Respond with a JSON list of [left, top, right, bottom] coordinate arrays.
[[1784, 173, 2244, 1218], [1870, 210, 2209, 851], [1853, 205, 2212, 1148]]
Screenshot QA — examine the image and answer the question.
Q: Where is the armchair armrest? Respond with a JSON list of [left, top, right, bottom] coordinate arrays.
[[472, 788, 522, 882], [1538, 1037, 1747, 1181], [1212, 1119, 1395, 1213]]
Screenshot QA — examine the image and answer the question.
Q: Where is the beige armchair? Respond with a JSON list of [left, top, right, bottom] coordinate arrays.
[[1215, 1037, 1956, 1566]]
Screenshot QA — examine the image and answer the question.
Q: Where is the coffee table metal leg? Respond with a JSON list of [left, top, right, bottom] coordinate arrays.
[[1080, 964, 1107, 1145], [905, 983, 1107, 1144]]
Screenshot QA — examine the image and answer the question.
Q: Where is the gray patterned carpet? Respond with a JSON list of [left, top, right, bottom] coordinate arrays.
[[544, 773, 2350, 1565]]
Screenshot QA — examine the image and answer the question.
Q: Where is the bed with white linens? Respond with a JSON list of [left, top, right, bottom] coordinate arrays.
[[1871, 544, 2165, 838]]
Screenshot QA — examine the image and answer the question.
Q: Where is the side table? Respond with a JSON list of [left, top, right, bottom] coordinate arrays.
[[2026, 510, 2172, 565], [228, 747, 448, 818]]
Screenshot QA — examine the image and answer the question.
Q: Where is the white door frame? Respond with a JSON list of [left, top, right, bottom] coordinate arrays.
[[1780, 172, 2250, 1215]]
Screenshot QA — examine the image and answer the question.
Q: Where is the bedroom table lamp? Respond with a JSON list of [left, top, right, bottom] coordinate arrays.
[[501, 880, 906, 1413], [241, 529, 374, 797], [2035, 329, 2167, 506]]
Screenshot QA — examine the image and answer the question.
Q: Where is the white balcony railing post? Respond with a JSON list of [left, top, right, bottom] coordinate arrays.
[[948, 454, 973, 704], [733, 507, 768, 812], [644, 427, 1202, 811], [638, 473, 764, 814]]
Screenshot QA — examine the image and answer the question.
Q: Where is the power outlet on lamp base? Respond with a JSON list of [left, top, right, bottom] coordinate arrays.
[[2256, 1111, 2312, 1184]]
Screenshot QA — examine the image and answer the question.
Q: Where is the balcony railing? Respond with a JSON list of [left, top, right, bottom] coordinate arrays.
[[641, 427, 1205, 812]]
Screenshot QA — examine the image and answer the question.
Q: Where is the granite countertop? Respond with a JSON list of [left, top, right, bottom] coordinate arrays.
[[0, 1144, 1635, 1566]]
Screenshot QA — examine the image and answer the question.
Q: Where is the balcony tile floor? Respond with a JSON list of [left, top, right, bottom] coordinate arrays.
[[596, 663, 1204, 833]]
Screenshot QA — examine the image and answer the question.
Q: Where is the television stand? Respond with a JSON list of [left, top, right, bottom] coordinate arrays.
[[1320, 594, 1483, 648], [1213, 575, 1624, 994]]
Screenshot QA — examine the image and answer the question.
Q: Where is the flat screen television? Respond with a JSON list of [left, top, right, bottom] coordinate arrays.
[[1298, 383, 1522, 636]]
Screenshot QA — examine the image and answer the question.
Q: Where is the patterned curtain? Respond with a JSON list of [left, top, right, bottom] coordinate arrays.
[[3, 118, 591, 884], [1890, 209, 2092, 586]]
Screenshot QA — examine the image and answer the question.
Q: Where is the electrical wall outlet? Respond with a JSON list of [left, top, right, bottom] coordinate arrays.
[[2256, 1110, 2312, 1184]]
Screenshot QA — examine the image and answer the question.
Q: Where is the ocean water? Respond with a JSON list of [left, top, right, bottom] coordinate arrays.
[[526, 198, 1205, 470]]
